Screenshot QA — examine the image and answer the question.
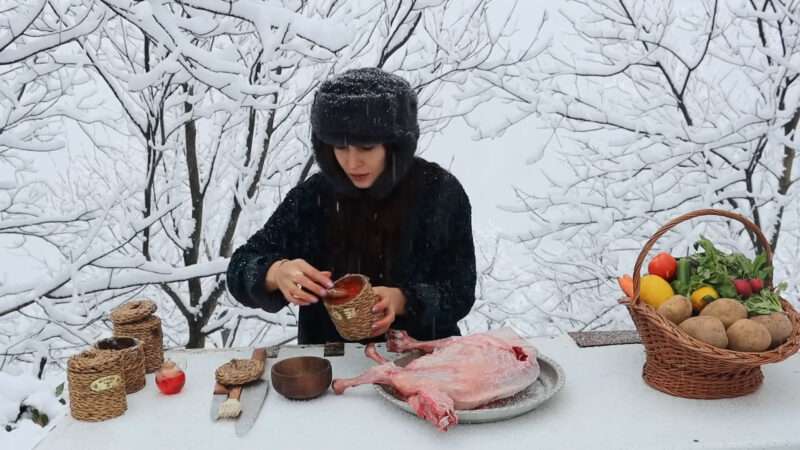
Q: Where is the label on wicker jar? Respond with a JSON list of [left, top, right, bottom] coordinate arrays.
[[331, 307, 358, 322], [90, 375, 122, 392]]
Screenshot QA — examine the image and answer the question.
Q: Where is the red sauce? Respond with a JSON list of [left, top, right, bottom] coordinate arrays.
[[325, 276, 364, 305], [155, 366, 186, 395]]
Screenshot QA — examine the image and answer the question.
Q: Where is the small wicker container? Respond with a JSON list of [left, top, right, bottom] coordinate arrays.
[[111, 300, 164, 373], [216, 358, 265, 386], [323, 274, 379, 341], [67, 349, 127, 422], [95, 337, 146, 394], [622, 209, 800, 399]]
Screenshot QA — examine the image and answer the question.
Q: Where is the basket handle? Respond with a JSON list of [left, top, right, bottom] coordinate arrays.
[[630, 208, 773, 305]]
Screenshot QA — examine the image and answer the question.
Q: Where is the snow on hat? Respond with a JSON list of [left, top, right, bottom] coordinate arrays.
[[311, 67, 419, 199]]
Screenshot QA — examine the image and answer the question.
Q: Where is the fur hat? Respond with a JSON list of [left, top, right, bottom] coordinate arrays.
[[311, 67, 419, 199]]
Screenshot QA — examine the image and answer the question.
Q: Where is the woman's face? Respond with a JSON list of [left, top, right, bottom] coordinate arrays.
[[333, 144, 387, 189]]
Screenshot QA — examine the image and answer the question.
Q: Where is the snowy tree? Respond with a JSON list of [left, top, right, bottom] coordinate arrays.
[[484, 0, 800, 331], [0, 0, 543, 369], [0, 1, 134, 369], [0, 1, 108, 256]]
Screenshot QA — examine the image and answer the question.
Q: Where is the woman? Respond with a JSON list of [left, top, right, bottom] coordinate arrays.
[[226, 67, 476, 344]]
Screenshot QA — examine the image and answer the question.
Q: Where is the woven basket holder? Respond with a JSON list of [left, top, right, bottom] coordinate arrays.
[[621, 209, 800, 399], [67, 349, 127, 422], [323, 274, 379, 341], [215, 358, 265, 386], [111, 300, 164, 373], [95, 337, 146, 394]]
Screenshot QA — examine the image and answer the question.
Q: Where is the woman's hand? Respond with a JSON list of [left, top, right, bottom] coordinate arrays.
[[370, 287, 407, 337], [266, 259, 333, 306]]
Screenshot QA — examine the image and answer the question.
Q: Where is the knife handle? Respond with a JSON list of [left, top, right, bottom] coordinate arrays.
[[229, 385, 243, 401], [251, 347, 267, 362]]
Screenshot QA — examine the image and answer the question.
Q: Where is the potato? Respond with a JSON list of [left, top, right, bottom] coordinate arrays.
[[657, 295, 692, 324], [699, 298, 748, 328], [726, 319, 771, 352], [679, 316, 728, 349], [751, 313, 793, 349]]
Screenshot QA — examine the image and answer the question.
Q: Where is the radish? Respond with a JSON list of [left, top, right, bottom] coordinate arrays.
[[733, 279, 752, 298]]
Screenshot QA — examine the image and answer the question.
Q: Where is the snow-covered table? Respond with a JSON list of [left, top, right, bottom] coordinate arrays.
[[35, 335, 800, 450]]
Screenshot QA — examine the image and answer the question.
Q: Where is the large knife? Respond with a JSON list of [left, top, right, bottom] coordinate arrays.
[[235, 347, 269, 436], [210, 382, 228, 421]]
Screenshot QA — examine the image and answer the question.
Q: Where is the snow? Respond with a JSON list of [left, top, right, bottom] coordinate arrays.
[[0, 372, 66, 449]]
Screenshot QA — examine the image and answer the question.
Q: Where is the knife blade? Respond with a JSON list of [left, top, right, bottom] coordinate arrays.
[[235, 347, 269, 437], [210, 382, 228, 421]]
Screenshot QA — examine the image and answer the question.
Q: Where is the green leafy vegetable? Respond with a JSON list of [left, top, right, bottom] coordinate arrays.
[[745, 288, 784, 315], [689, 238, 737, 298], [684, 237, 773, 300]]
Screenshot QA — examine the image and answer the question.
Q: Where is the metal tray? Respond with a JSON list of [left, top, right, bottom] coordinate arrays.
[[374, 352, 565, 424]]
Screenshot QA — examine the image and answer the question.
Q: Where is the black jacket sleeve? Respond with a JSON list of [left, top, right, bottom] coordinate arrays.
[[397, 174, 476, 337], [226, 186, 307, 313]]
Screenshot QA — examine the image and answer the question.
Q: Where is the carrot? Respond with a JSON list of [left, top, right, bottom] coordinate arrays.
[[618, 274, 634, 298]]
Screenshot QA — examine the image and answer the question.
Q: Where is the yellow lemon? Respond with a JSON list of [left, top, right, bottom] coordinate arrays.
[[690, 286, 719, 312], [639, 274, 675, 309]]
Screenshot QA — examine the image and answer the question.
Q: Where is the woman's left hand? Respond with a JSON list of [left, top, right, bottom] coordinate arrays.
[[370, 287, 407, 337]]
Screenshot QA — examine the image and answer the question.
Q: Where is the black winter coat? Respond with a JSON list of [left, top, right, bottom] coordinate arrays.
[[226, 157, 476, 344]]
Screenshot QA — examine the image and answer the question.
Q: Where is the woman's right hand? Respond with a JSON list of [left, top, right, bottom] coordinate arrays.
[[266, 258, 334, 306]]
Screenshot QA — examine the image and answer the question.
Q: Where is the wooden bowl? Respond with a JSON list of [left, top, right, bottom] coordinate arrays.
[[271, 356, 332, 400]]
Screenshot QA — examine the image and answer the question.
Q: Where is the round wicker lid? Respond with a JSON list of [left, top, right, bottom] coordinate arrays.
[[215, 358, 265, 385], [110, 299, 157, 325], [68, 348, 122, 374]]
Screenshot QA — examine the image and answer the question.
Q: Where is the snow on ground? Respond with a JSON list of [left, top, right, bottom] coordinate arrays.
[[0, 371, 66, 449]]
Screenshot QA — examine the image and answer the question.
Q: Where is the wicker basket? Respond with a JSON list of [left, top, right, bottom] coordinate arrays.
[[323, 274, 379, 341], [95, 337, 146, 394], [67, 349, 127, 422], [622, 209, 800, 399], [111, 300, 164, 373]]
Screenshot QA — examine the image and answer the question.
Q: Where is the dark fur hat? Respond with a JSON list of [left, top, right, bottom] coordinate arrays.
[[311, 67, 419, 199]]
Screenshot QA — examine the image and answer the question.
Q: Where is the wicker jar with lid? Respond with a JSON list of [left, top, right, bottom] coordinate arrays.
[[67, 349, 127, 421], [95, 337, 146, 394], [110, 300, 164, 373]]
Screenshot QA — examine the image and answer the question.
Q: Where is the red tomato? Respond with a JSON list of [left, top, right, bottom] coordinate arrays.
[[648, 252, 677, 281], [155, 361, 185, 395]]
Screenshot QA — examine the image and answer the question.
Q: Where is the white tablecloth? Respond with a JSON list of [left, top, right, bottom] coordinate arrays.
[[35, 335, 800, 450]]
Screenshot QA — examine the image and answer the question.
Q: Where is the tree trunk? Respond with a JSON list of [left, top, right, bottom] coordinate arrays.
[[771, 106, 800, 251], [182, 83, 207, 348], [143, 36, 154, 259], [187, 319, 205, 348]]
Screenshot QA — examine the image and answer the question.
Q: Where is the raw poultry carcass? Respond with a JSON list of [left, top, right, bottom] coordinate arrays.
[[331, 328, 540, 431]]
